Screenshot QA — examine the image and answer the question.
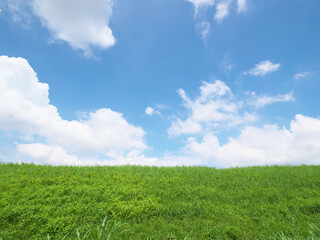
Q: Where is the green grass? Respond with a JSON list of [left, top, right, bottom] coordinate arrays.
[[0, 164, 320, 239]]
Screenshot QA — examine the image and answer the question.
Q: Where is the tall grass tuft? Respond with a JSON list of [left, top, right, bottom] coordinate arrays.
[[269, 221, 320, 240], [75, 216, 131, 240]]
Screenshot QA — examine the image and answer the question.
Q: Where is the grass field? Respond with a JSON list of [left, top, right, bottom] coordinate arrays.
[[0, 164, 320, 239]]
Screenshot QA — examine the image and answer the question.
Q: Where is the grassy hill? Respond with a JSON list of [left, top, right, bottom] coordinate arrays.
[[0, 164, 320, 239]]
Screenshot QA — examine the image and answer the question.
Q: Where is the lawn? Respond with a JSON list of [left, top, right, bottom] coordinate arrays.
[[0, 164, 320, 239]]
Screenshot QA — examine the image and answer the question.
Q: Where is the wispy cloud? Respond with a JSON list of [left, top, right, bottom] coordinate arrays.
[[220, 54, 237, 73], [186, 0, 250, 40], [186, 0, 215, 16], [294, 71, 312, 80], [244, 60, 281, 76], [0, 0, 34, 29], [237, 0, 247, 12], [248, 92, 295, 109], [196, 21, 210, 41], [215, 0, 230, 22]]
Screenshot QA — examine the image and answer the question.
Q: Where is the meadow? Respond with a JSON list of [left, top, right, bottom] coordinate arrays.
[[0, 163, 320, 239]]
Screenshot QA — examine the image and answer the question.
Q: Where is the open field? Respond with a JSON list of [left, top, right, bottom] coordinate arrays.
[[0, 164, 320, 239]]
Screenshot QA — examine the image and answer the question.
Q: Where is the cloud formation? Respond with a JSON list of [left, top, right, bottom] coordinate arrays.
[[196, 21, 210, 40], [145, 107, 155, 116], [237, 0, 247, 12], [33, 0, 115, 55], [187, 0, 249, 40], [248, 92, 295, 109], [215, 1, 230, 22], [168, 80, 257, 137], [184, 114, 320, 167], [294, 72, 312, 80], [164, 81, 320, 167], [1, 0, 116, 55], [1, 57, 319, 168], [186, 0, 215, 16], [0, 55, 149, 165], [168, 80, 295, 138], [244, 60, 281, 76]]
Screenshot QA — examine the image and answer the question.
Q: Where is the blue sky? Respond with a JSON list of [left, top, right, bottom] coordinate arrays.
[[0, 0, 320, 167]]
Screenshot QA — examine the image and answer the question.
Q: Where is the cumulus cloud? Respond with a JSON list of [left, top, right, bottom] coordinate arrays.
[[183, 114, 320, 167], [18, 143, 88, 166], [17, 143, 158, 166], [14, 113, 320, 168], [1, 0, 115, 55], [0, 55, 149, 165], [145, 107, 154, 116], [164, 80, 320, 168], [168, 118, 203, 137], [32, 0, 115, 55], [244, 60, 281, 76], [168, 80, 296, 138], [1, 57, 318, 168], [168, 80, 257, 137]]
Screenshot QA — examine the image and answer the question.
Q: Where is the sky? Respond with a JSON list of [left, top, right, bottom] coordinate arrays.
[[0, 0, 320, 167]]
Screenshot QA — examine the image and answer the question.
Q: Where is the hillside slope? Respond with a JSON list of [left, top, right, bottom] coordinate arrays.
[[0, 164, 320, 239]]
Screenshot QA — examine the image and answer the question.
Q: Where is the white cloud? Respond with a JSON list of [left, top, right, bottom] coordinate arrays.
[[17, 143, 158, 166], [186, 0, 215, 16], [168, 118, 203, 137], [1, 0, 115, 55], [187, 0, 249, 19], [145, 107, 154, 116], [0, 55, 148, 165], [145, 106, 162, 117], [187, 0, 249, 40], [16, 114, 320, 167], [168, 80, 296, 138], [248, 92, 295, 109], [245, 60, 281, 76], [18, 143, 87, 166], [237, 0, 247, 12], [32, 0, 115, 55], [0, 0, 34, 28], [168, 80, 257, 137], [196, 21, 210, 40], [220, 54, 236, 73], [184, 114, 320, 167], [215, 0, 230, 22], [1, 57, 318, 168], [294, 72, 312, 80]]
